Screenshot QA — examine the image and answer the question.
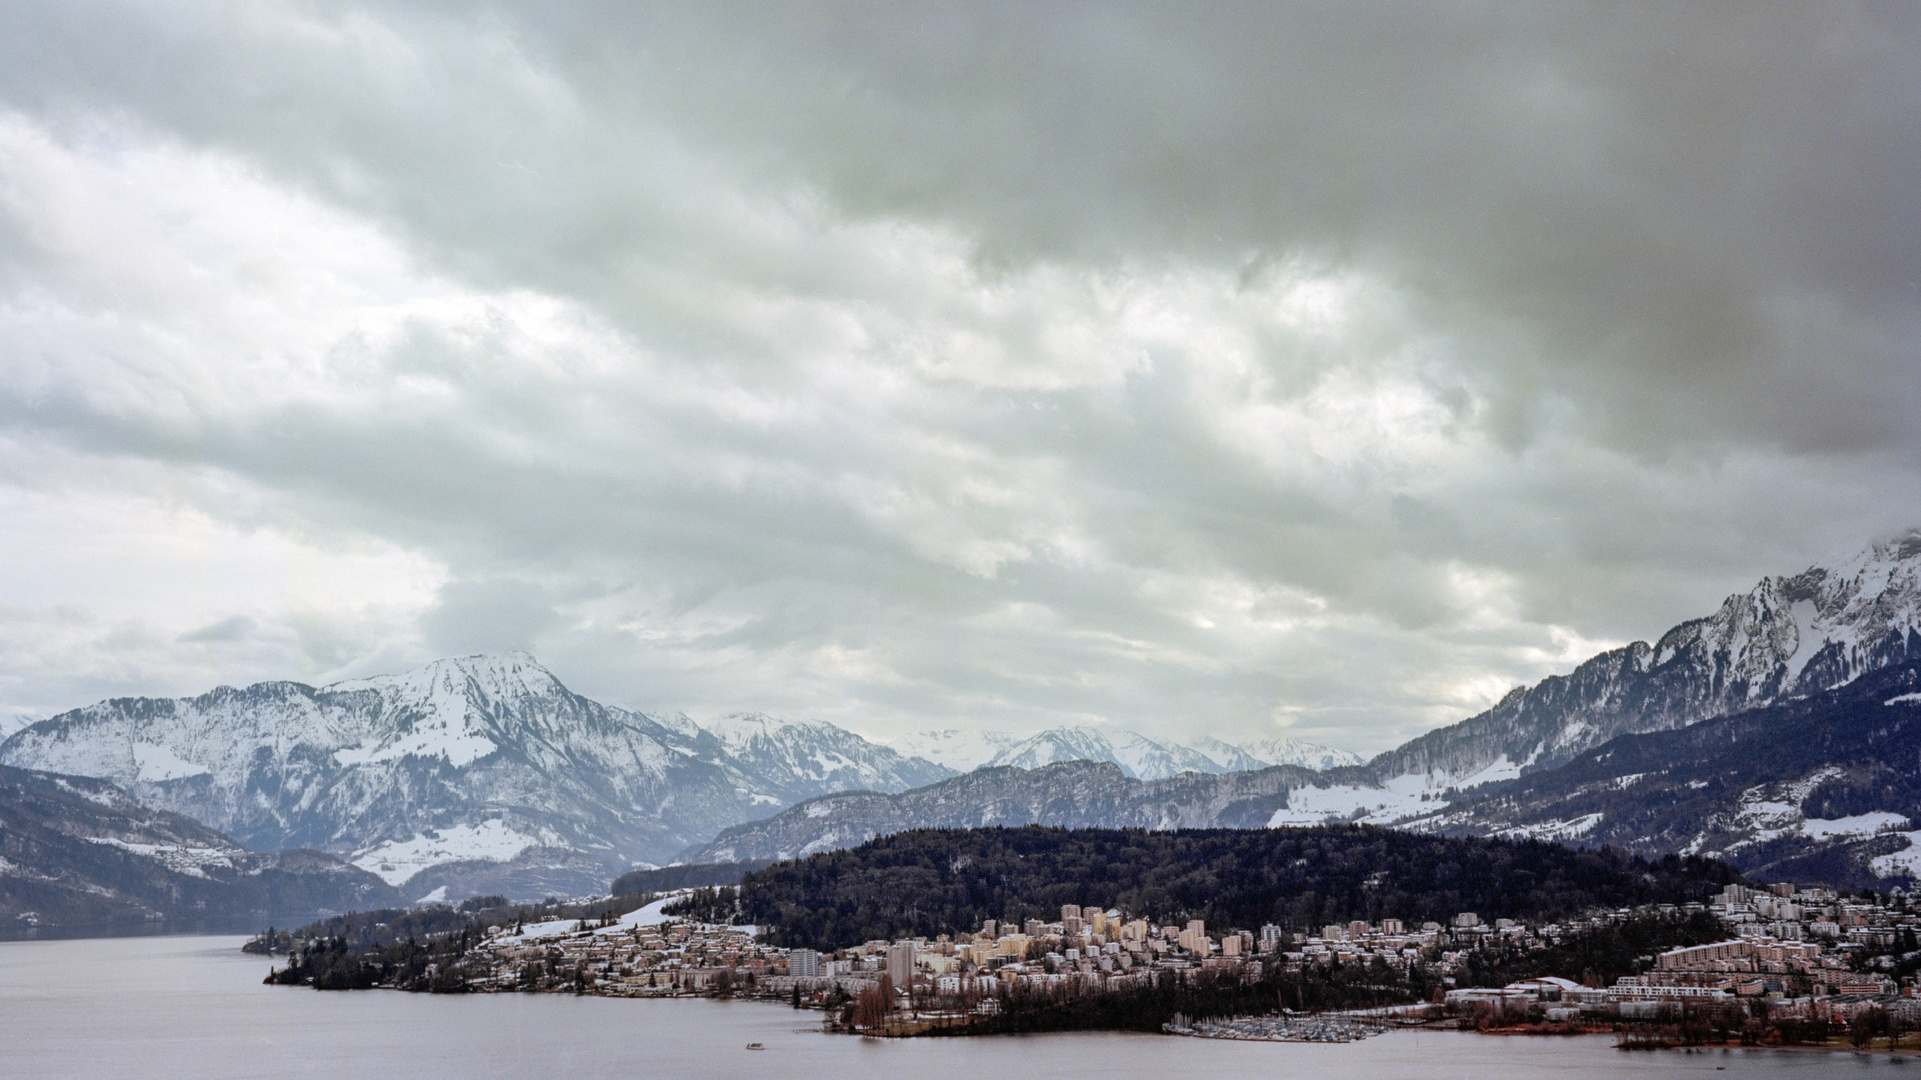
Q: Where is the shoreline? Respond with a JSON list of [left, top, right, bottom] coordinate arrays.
[[22, 936, 1916, 1065]]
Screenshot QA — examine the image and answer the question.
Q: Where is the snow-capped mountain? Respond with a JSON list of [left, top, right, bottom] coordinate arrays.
[[987, 727, 1230, 779], [1205, 735, 1364, 772], [0, 763, 401, 930], [885, 728, 1023, 773], [1266, 530, 1921, 825], [697, 714, 949, 803], [0, 654, 948, 896], [887, 725, 1359, 779]]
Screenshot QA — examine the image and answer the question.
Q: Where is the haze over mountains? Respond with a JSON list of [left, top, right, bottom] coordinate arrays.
[[885, 726, 1360, 777], [10, 533, 1921, 905]]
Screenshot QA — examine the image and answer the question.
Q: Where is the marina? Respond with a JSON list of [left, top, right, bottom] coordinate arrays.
[[1165, 1013, 1388, 1043]]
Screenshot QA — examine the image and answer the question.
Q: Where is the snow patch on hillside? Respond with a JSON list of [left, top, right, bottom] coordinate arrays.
[[1268, 758, 1523, 829], [1496, 813, 1603, 841], [1268, 774, 1437, 826], [516, 917, 585, 939], [352, 820, 539, 886], [1799, 812, 1909, 840], [1870, 834, 1921, 879], [85, 836, 237, 877], [333, 724, 498, 767], [1455, 755, 1523, 788], [1718, 768, 1856, 850], [598, 891, 690, 933]]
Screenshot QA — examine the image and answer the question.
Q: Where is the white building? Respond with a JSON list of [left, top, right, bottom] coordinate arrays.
[[886, 942, 917, 988], [788, 948, 819, 977]]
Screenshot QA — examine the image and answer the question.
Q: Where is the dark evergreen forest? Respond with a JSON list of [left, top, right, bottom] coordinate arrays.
[[609, 860, 771, 895], [723, 825, 1742, 949]]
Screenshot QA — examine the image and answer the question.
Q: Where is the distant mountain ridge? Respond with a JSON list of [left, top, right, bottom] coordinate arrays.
[[0, 652, 1355, 901], [886, 725, 1360, 778], [688, 663, 1921, 885], [681, 760, 1316, 862], [0, 653, 949, 896]]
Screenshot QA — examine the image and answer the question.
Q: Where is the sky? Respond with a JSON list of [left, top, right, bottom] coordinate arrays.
[[2, 3, 1921, 753]]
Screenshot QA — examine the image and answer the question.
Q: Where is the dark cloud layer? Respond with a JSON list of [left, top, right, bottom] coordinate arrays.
[[0, 2, 1918, 749]]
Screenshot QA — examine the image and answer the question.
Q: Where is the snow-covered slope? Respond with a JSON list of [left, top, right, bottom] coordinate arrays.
[[0, 654, 948, 895], [888, 725, 1359, 779]]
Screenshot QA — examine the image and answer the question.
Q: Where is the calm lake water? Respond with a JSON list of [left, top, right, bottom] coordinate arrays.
[[0, 935, 1900, 1078]]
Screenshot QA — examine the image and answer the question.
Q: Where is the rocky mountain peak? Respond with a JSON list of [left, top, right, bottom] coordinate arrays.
[[1356, 529, 1921, 798], [703, 712, 817, 749], [331, 651, 565, 708]]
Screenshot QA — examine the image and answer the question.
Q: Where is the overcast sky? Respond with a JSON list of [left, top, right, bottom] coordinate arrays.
[[2, 3, 1920, 752]]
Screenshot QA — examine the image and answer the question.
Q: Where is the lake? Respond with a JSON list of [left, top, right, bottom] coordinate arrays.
[[0, 935, 1897, 1078]]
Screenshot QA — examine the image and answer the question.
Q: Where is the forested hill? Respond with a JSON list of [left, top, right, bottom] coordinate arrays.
[[0, 764, 401, 934], [732, 825, 1742, 950]]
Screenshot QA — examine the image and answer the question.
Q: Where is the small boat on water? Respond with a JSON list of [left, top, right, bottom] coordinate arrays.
[[744, 1042, 765, 1050]]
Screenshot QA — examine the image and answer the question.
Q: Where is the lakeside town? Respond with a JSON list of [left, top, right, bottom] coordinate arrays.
[[389, 879, 1921, 1046]]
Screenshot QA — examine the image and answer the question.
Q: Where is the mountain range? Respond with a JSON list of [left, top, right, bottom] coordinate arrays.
[[884, 726, 1360, 777], [0, 654, 948, 897], [11, 531, 1921, 903], [681, 760, 1311, 863], [0, 656, 1359, 899], [685, 533, 1921, 887]]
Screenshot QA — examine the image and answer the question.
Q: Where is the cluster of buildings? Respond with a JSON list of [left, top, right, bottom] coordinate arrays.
[[1444, 882, 1920, 1025], [459, 918, 784, 995], [449, 901, 1318, 1004], [442, 883, 1918, 1028]]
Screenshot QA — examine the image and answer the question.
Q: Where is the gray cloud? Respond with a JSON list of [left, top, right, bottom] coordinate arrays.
[[421, 578, 556, 656], [177, 615, 257, 644], [0, 3, 1918, 752]]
